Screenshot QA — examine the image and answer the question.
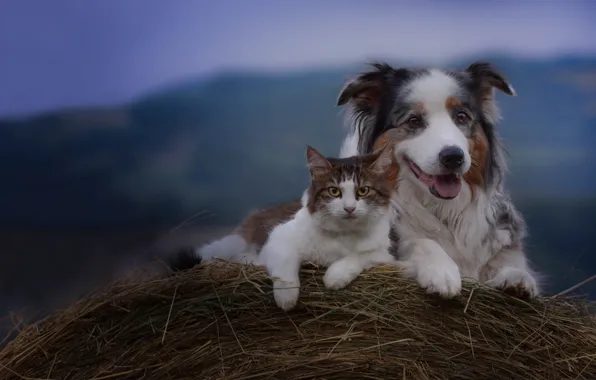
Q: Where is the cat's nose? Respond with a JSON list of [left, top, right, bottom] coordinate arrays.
[[343, 206, 355, 214]]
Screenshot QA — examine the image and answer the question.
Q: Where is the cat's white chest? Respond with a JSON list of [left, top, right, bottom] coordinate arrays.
[[263, 208, 390, 267], [301, 232, 361, 265], [301, 222, 390, 266]]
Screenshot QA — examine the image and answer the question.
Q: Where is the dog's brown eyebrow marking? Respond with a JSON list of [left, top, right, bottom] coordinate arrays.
[[412, 102, 426, 115], [445, 96, 463, 112]]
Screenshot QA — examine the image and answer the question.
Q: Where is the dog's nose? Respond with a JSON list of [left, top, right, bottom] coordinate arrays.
[[344, 206, 356, 214], [439, 146, 465, 170]]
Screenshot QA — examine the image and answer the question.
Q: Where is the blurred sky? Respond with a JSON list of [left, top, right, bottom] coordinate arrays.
[[1, 0, 595, 117]]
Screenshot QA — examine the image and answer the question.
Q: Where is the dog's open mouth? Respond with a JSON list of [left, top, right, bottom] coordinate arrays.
[[406, 158, 462, 199]]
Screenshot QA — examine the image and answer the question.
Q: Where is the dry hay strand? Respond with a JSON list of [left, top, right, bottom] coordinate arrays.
[[1, 261, 595, 380]]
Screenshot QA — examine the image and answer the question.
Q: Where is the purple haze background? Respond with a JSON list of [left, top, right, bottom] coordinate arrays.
[[0, 0, 595, 116]]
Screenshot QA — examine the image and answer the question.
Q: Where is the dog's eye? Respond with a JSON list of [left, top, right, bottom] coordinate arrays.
[[407, 116, 422, 127], [455, 111, 469, 124]]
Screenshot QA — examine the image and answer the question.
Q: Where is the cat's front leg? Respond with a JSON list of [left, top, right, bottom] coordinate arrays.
[[480, 248, 539, 299], [324, 250, 396, 290], [270, 254, 302, 311], [259, 223, 303, 311], [323, 255, 363, 290], [396, 238, 462, 298], [267, 250, 302, 311]]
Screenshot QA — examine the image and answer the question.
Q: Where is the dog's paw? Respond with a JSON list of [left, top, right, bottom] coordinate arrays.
[[273, 280, 300, 311], [416, 258, 462, 298], [398, 239, 462, 298], [486, 267, 539, 299]]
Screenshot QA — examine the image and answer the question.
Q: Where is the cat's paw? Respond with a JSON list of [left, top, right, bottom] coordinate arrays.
[[273, 280, 300, 311], [323, 259, 362, 290], [486, 267, 538, 299]]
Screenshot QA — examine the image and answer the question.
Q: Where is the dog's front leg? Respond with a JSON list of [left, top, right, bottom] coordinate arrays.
[[396, 238, 462, 298], [480, 248, 539, 299]]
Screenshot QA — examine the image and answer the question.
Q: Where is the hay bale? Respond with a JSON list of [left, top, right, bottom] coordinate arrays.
[[1, 262, 595, 380]]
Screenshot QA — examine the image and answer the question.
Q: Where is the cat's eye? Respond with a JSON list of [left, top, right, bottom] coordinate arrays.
[[328, 187, 341, 197], [357, 186, 370, 197]]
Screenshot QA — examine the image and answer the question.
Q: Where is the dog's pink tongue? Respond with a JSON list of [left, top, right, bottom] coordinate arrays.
[[433, 174, 462, 198]]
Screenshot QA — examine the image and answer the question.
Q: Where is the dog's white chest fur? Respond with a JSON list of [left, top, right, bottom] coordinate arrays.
[[394, 180, 497, 279]]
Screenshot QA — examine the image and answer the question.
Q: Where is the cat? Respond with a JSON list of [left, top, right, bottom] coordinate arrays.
[[167, 144, 400, 311], [259, 144, 400, 310]]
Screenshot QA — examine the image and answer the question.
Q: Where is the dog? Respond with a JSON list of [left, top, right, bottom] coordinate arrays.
[[336, 61, 540, 299]]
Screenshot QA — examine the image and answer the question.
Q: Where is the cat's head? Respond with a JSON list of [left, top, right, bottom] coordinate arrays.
[[305, 144, 398, 228]]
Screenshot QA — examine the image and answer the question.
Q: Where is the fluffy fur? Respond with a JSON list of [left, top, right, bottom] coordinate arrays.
[[337, 61, 540, 299], [177, 145, 401, 310], [260, 144, 399, 310]]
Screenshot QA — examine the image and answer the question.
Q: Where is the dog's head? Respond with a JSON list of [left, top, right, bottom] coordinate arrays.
[[337, 62, 515, 200]]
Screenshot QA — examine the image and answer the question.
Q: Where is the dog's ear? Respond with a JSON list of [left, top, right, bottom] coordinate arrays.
[[466, 62, 516, 97], [371, 143, 394, 172], [371, 143, 399, 185], [466, 62, 515, 122], [306, 145, 332, 177], [336, 63, 393, 109]]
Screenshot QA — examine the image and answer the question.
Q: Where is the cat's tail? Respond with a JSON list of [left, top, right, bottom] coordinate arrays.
[[197, 234, 250, 262], [166, 246, 203, 272], [167, 233, 256, 272]]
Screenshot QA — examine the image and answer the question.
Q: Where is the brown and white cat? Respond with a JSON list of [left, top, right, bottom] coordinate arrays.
[[260, 144, 400, 310], [169, 144, 400, 310]]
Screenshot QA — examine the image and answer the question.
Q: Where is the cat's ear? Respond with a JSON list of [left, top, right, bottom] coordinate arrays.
[[371, 143, 398, 180], [466, 62, 515, 122], [306, 145, 332, 176]]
